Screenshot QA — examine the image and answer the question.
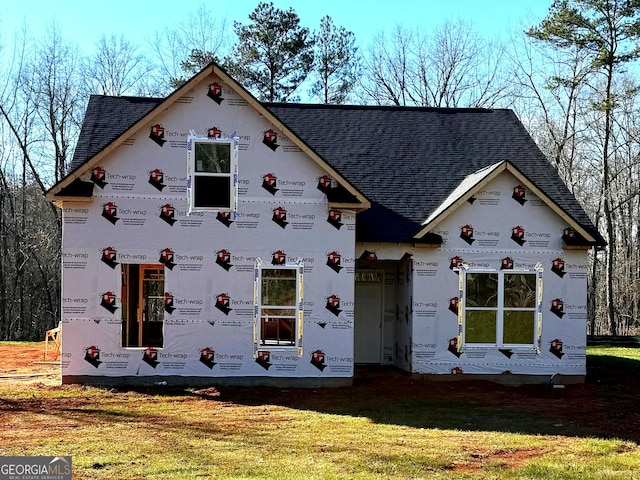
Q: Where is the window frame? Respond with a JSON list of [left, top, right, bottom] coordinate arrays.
[[187, 136, 238, 213], [458, 266, 543, 352], [253, 258, 304, 356]]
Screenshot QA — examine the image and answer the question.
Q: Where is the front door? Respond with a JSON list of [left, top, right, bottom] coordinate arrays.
[[354, 270, 383, 363]]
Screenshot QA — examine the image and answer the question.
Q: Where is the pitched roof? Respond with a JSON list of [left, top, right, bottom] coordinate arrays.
[[49, 65, 604, 247], [265, 103, 604, 245], [69, 96, 161, 172]]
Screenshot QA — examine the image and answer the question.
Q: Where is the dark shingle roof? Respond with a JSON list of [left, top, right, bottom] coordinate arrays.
[[69, 95, 162, 172], [264, 103, 603, 244], [62, 96, 604, 245]]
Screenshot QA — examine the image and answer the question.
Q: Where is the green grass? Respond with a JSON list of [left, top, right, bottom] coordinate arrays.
[[0, 346, 639, 479]]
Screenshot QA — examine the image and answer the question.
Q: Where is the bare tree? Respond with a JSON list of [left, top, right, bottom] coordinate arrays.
[[529, 0, 640, 336], [360, 20, 510, 108], [82, 34, 152, 96], [146, 3, 229, 93], [0, 22, 81, 339]]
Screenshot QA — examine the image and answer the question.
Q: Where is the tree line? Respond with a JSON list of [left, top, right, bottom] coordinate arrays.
[[0, 0, 638, 340]]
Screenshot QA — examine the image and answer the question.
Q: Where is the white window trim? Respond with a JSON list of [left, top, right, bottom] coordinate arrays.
[[187, 135, 238, 213], [457, 265, 543, 353], [253, 258, 304, 356]]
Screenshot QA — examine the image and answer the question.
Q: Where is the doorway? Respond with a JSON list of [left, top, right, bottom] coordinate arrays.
[[354, 270, 384, 363], [121, 264, 165, 347]]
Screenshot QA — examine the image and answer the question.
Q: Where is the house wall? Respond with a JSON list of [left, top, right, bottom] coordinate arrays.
[[356, 171, 588, 379], [60, 74, 356, 384]]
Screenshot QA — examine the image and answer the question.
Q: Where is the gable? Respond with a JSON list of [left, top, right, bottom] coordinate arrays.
[[46, 64, 368, 211], [424, 169, 587, 251], [415, 161, 598, 245]]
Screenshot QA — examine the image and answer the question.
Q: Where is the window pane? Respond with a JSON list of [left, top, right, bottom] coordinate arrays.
[[503, 310, 535, 344], [261, 308, 296, 317], [194, 142, 230, 173], [504, 274, 536, 308], [261, 317, 295, 345], [465, 310, 496, 343], [261, 269, 296, 306], [466, 273, 498, 307], [194, 176, 230, 208]]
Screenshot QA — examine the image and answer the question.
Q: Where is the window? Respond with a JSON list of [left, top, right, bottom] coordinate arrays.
[[461, 269, 541, 348], [187, 137, 237, 211], [121, 264, 164, 347], [254, 260, 303, 353]]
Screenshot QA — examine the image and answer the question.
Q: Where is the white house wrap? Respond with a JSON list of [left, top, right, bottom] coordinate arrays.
[[48, 63, 603, 386]]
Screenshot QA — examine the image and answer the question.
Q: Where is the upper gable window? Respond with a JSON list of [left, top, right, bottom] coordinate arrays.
[[187, 137, 238, 212]]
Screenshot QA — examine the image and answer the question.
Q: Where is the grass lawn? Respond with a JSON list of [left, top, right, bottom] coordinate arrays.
[[0, 343, 639, 479]]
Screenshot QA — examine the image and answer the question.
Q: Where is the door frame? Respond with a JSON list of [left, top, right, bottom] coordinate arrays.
[[354, 269, 385, 364]]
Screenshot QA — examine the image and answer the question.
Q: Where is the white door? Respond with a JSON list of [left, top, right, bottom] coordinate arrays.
[[354, 271, 383, 363]]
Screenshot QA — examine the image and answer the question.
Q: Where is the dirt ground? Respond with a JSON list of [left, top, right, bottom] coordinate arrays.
[[1, 342, 639, 443]]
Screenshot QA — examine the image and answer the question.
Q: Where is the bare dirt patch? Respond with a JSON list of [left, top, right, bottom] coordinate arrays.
[[0, 342, 60, 385], [2, 343, 640, 444]]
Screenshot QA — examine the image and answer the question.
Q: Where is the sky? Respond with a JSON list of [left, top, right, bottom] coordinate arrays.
[[1, 0, 552, 54]]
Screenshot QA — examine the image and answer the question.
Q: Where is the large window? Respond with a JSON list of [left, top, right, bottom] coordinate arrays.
[[254, 261, 303, 353], [121, 264, 164, 348], [187, 137, 237, 211], [462, 270, 541, 348]]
